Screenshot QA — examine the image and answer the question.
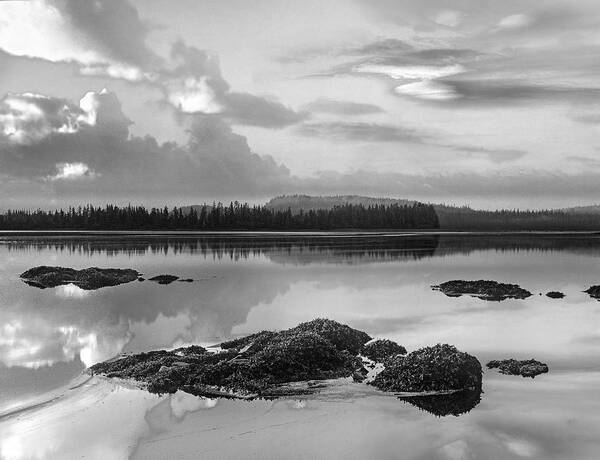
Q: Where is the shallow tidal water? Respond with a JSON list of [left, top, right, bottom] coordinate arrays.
[[0, 232, 600, 459]]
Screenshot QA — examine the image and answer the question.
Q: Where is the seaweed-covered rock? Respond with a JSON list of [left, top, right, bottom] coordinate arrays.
[[361, 339, 407, 362], [399, 388, 482, 417], [90, 319, 369, 397], [20, 266, 139, 290], [149, 275, 179, 285], [371, 344, 482, 393], [486, 359, 548, 378], [546, 291, 565, 299], [584, 285, 600, 300], [432, 280, 532, 301], [286, 318, 372, 355]]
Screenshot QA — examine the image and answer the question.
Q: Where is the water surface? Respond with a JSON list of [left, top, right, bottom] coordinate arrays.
[[1, 233, 599, 459]]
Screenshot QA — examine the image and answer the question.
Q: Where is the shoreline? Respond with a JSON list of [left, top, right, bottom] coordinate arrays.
[[0, 230, 599, 237]]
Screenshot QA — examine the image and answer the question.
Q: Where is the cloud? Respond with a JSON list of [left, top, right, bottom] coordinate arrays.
[[395, 80, 459, 100], [451, 146, 527, 164], [162, 41, 306, 127], [571, 113, 600, 124], [49, 162, 96, 181], [433, 10, 463, 28], [0, 0, 157, 81], [296, 121, 427, 143], [355, 63, 466, 80], [438, 79, 600, 105], [0, 1, 304, 129], [0, 90, 295, 201], [303, 98, 384, 116], [496, 14, 532, 30]]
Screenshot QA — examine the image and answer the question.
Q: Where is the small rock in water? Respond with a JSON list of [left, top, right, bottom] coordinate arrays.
[[546, 291, 565, 299], [20, 266, 139, 290], [432, 280, 532, 301], [149, 275, 179, 285], [137, 277, 145, 282], [584, 285, 600, 300], [371, 344, 482, 393], [486, 359, 548, 378], [178, 278, 194, 283], [361, 339, 407, 363]]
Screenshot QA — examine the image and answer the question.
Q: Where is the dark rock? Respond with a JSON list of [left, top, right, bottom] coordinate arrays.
[[584, 285, 600, 300], [371, 344, 482, 393], [432, 280, 532, 301], [149, 275, 179, 285], [546, 291, 565, 299], [137, 277, 145, 282], [178, 278, 194, 283], [361, 339, 407, 362], [20, 266, 139, 290], [486, 359, 548, 378], [399, 388, 482, 417], [89, 319, 370, 397]]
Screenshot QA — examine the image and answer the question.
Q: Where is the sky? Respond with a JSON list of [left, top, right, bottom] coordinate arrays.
[[0, 0, 599, 209]]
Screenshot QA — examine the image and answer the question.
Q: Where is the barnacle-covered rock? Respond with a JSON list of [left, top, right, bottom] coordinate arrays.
[[20, 266, 139, 290], [432, 280, 532, 301], [371, 344, 482, 393]]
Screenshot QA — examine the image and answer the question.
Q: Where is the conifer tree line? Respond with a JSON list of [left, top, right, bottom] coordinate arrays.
[[0, 202, 440, 230]]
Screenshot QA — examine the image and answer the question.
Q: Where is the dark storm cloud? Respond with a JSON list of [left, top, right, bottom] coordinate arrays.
[[296, 121, 427, 143], [304, 98, 385, 116]]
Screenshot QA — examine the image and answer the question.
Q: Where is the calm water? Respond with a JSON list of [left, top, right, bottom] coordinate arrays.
[[1, 233, 600, 459]]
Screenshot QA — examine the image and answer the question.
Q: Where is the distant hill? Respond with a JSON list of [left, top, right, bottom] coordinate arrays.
[[263, 195, 600, 231], [562, 205, 600, 214], [265, 195, 415, 213]]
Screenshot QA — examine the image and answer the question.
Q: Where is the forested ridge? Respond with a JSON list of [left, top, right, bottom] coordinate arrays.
[[0, 202, 440, 230]]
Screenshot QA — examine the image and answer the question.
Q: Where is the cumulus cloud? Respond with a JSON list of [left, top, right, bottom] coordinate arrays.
[[49, 162, 96, 181], [162, 41, 306, 127], [0, 1, 304, 129], [0, 90, 292, 200], [0, 0, 157, 81]]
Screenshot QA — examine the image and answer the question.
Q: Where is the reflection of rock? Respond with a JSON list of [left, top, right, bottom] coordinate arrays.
[[20, 266, 139, 290], [90, 319, 371, 398], [432, 280, 532, 301], [399, 388, 482, 417], [584, 285, 600, 300], [371, 344, 482, 392], [487, 359, 549, 378], [361, 339, 406, 362], [546, 291, 565, 299], [149, 275, 179, 285]]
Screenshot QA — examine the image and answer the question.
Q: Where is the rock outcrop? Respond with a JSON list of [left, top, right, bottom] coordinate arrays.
[[361, 339, 407, 363], [149, 275, 179, 285], [90, 319, 371, 398], [432, 280, 532, 301], [20, 266, 139, 290], [486, 359, 548, 378], [584, 285, 600, 300], [371, 344, 482, 393]]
